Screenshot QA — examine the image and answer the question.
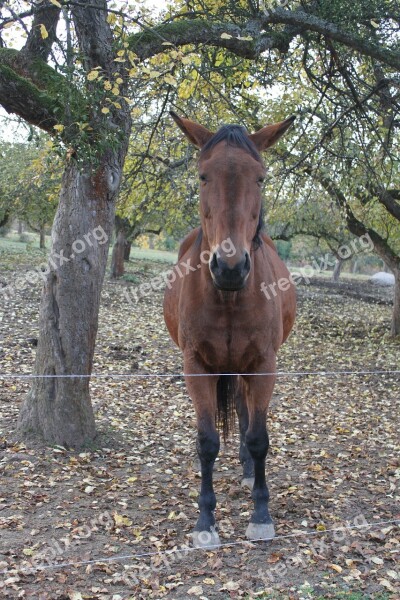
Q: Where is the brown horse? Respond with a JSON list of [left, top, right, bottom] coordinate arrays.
[[163, 112, 296, 548]]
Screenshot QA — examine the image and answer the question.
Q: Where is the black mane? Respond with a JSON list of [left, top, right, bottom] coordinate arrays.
[[201, 124, 262, 162]]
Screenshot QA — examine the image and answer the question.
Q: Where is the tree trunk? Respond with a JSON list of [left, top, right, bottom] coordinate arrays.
[[18, 156, 122, 447], [124, 240, 132, 261], [18, 221, 24, 234], [39, 225, 46, 249], [332, 258, 344, 282], [392, 267, 400, 337], [111, 229, 126, 278]]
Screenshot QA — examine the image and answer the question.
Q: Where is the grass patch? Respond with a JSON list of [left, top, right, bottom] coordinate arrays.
[[129, 246, 177, 263]]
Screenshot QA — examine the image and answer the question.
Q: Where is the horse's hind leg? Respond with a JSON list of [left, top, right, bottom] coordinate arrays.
[[184, 358, 221, 549], [235, 378, 254, 489]]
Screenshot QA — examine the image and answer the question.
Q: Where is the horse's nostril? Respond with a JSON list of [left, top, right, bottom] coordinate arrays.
[[210, 252, 219, 271], [244, 251, 251, 272]]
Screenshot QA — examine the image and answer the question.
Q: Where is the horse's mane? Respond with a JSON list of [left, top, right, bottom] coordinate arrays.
[[201, 125, 262, 163]]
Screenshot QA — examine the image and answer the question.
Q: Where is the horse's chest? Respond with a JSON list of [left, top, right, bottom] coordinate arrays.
[[181, 307, 270, 371]]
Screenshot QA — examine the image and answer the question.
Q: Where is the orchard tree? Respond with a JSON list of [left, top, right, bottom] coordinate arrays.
[[0, 0, 398, 447], [0, 139, 61, 247]]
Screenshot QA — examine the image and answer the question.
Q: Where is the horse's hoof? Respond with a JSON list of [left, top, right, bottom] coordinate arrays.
[[241, 477, 255, 490], [192, 529, 221, 549], [246, 521, 275, 541]]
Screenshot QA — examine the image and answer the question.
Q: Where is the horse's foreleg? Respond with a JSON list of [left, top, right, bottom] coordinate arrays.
[[184, 358, 221, 549], [243, 362, 276, 541], [235, 378, 254, 489]]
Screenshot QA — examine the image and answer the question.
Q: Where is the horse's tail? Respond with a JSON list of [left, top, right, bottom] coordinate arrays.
[[216, 375, 237, 442]]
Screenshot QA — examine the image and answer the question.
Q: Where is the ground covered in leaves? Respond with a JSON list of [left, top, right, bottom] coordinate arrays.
[[0, 246, 399, 599]]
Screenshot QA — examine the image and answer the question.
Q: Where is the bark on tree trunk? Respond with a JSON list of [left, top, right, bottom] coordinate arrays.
[[124, 240, 132, 262], [111, 229, 126, 278], [18, 221, 24, 234], [39, 225, 46, 249], [392, 268, 400, 337], [332, 258, 344, 282], [18, 157, 120, 447]]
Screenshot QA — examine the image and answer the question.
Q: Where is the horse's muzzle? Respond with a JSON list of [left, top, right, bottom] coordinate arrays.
[[209, 251, 251, 291]]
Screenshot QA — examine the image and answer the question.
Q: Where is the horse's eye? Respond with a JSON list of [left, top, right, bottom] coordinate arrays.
[[199, 174, 207, 182], [257, 176, 265, 185]]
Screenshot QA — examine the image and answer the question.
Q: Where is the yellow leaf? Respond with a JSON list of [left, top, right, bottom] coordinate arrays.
[[221, 581, 240, 591], [128, 51, 137, 64], [370, 20, 380, 28], [87, 70, 99, 81], [40, 24, 48, 39], [187, 586, 203, 596], [113, 513, 132, 527], [164, 74, 177, 86], [23, 548, 34, 556], [103, 81, 112, 90], [101, 107, 110, 114], [49, 0, 62, 6], [329, 563, 343, 573], [127, 476, 137, 483], [220, 32, 232, 39], [316, 523, 326, 531], [53, 124, 64, 133], [112, 86, 119, 95]]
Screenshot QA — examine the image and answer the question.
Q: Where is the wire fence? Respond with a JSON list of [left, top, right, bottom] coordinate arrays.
[[0, 368, 398, 578], [1, 517, 399, 577], [0, 369, 399, 380]]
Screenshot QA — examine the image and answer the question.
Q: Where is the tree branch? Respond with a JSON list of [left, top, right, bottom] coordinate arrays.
[[309, 169, 400, 271], [265, 7, 400, 71], [0, 48, 85, 133], [128, 18, 290, 60], [21, 1, 61, 62]]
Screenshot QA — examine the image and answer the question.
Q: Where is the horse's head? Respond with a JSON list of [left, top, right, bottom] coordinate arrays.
[[171, 111, 295, 291]]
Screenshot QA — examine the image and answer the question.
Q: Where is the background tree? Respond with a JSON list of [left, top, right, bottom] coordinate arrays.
[[0, 139, 61, 247]]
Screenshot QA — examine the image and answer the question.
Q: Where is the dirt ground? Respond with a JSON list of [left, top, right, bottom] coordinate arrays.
[[0, 253, 399, 600]]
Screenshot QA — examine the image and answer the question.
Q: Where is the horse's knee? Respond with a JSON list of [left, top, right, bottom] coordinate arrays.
[[197, 429, 220, 462], [246, 427, 269, 460]]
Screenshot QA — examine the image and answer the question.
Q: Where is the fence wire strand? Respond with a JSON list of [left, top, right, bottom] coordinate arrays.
[[0, 369, 399, 380], [1, 517, 398, 577]]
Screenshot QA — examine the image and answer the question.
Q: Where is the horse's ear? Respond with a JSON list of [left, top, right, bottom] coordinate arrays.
[[170, 111, 214, 148], [249, 116, 295, 151]]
